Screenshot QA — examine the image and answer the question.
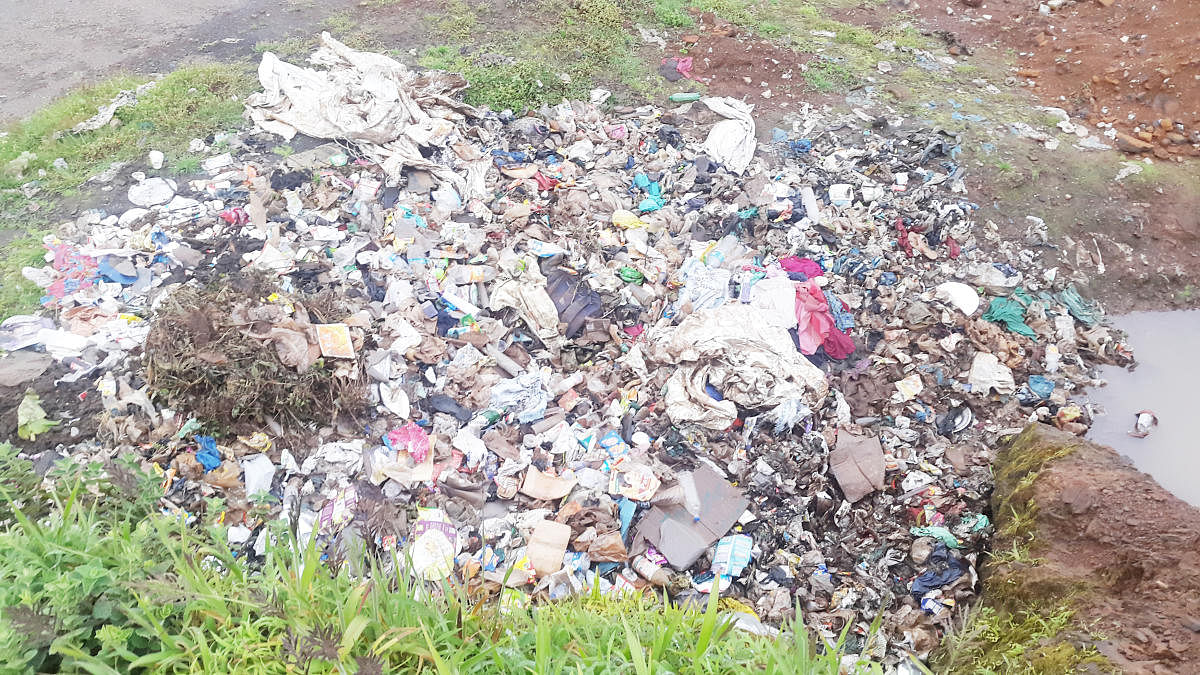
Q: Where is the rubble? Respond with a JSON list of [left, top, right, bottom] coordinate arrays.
[[1, 34, 1134, 668]]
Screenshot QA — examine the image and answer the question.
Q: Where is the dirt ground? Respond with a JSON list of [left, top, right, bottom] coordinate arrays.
[[991, 425, 1200, 673], [907, 0, 1200, 156]]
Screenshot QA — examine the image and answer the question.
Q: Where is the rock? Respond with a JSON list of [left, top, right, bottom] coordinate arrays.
[[884, 84, 911, 101], [148, 150, 165, 170], [1115, 132, 1155, 153], [1166, 132, 1188, 145], [682, 34, 700, 44]]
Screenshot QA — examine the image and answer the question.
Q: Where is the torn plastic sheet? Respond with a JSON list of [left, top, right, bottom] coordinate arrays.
[[652, 304, 828, 429], [246, 33, 488, 198], [701, 97, 757, 174], [491, 372, 549, 423]]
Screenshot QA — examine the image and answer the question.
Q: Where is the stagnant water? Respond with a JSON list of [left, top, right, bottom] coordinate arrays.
[[1085, 310, 1200, 506]]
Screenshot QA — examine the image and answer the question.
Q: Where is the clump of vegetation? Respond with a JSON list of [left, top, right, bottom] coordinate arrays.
[[0, 459, 870, 673], [144, 284, 366, 431], [804, 60, 857, 93]]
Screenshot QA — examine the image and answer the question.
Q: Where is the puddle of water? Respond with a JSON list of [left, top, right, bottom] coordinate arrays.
[[1085, 310, 1200, 506]]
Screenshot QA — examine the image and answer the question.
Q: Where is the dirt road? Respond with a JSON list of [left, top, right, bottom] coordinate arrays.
[[0, 0, 353, 124]]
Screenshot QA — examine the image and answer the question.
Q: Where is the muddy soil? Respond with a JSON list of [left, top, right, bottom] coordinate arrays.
[[908, 0, 1200, 155], [967, 162, 1200, 313], [991, 425, 1200, 672], [0, 364, 102, 454], [661, 12, 832, 128]]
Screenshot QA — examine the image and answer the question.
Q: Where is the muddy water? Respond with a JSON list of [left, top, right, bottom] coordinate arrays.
[[1086, 311, 1200, 506]]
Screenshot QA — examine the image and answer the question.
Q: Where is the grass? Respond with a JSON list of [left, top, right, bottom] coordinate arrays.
[[0, 63, 252, 196], [934, 605, 1110, 674], [928, 426, 1112, 674], [418, 0, 666, 111], [432, 0, 478, 42], [804, 60, 857, 93], [0, 63, 254, 319], [0, 451, 869, 673], [253, 37, 314, 61]]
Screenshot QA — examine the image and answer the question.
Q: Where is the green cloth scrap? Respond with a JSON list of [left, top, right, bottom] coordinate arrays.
[[982, 296, 1037, 339], [1057, 285, 1100, 326], [910, 526, 961, 549]]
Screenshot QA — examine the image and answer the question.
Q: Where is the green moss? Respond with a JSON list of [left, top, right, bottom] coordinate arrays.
[[991, 425, 1078, 547], [930, 425, 1114, 674]]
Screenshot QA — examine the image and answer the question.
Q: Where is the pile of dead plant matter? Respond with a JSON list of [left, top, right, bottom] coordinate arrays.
[[144, 284, 366, 431]]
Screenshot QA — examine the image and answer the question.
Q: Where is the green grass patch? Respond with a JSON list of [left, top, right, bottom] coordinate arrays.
[[431, 0, 479, 41], [0, 232, 46, 320], [0, 63, 254, 318], [0, 453, 872, 673], [934, 605, 1110, 674], [0, 63, 253, 196], [420, 0, 665, 111], [254, 37, 314, 61], [804, 60, 857, 93]]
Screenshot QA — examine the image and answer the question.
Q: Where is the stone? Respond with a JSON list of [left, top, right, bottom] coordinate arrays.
[[1114, 132, 1154, 153]]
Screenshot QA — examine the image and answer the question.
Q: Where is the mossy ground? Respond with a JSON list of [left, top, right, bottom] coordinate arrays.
[[932, 426, 1113, 674]]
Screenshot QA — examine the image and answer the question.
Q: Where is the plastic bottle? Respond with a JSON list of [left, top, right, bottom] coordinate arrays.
[[631, 555, 671, 586], [705, 234, 742, 269], [668, 92, 702, 103], [448, 265, 497, 284], [678, 471, 702, 520]]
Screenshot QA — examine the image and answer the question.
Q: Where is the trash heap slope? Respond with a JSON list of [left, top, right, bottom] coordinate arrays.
[[0, 33, 1132, 669]]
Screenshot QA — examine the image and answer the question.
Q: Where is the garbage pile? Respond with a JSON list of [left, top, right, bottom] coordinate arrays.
[[0, 33, 1133, 669]]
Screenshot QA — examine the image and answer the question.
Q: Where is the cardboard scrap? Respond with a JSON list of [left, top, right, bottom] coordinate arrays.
[[829, 429, 886, 502], [635, 464, 748, 569], [528, 519, 572, 576], [520, 467, 577, 500]]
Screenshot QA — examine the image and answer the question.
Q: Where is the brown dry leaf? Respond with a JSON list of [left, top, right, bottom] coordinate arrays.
[[196, 350, 230, 365]]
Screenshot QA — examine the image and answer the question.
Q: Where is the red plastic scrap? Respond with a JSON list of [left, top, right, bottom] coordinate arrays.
[[533, 172, 560, 191], [219, 207, 249, 225], [895, 218, 913, 257], [945, 235, 961, 259]]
